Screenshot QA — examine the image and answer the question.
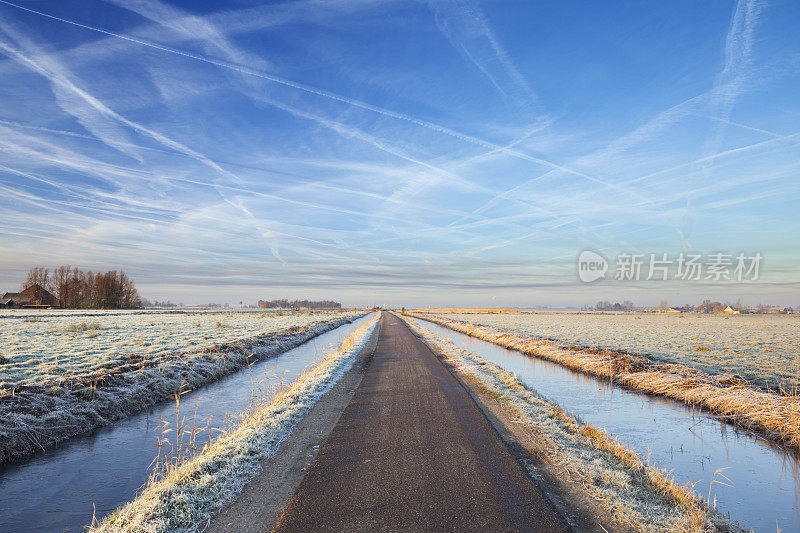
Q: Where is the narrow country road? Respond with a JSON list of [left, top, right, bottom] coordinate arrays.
[[274, 312, 570, 532]]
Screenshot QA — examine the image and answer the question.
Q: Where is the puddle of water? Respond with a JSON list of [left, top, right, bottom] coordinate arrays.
[[0, 314, 373, 533], [420, 319, 800, 533]]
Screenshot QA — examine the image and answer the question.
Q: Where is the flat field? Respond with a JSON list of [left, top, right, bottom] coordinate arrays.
[[0, 309, 361, 391], [0, 308, 364, 462], [429, 312, 800, 389]]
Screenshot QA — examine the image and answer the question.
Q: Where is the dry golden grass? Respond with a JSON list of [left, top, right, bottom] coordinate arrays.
[[411, 308, 521, 313], [412, 312, 800, 452]]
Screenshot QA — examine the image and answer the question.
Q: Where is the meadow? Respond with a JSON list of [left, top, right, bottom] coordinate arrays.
[[0, 309, 360, 390], [0, 308, 362, 463], [428, 311, 800, 390], [413, 311, 800, 451]]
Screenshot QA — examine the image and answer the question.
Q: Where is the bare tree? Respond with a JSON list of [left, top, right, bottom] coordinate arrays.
[[23, 267, 49, 290], [19, 265, 143, 309]]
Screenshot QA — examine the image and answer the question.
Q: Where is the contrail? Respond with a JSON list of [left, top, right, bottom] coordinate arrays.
[[0, 0, 618, 190], [0, 163, 174, 225], [254, 93, 490, 194], [690, 112, 779, 138], [0, 35, 246, 185], [623, 130, 800, 186], [0, 0, 488, 143], [0, 117, 177, 155], [429, 0, 537, 106], [680, 0, 764, 250]]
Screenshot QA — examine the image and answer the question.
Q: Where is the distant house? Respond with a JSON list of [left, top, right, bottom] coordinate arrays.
[[642, 306, 681, 314], [1, 284, 58, 308], [1, 294, 23, 308], [722, 306, 740, 315]]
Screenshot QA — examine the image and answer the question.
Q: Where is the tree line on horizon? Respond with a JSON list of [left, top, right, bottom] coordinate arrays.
[[257, 298, 342, 309], [586, 298, 795, 314], [591, 300, 636, 312], [21, 266, 143, 309]]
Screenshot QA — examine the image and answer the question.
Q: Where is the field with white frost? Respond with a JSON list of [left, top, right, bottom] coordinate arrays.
[[0, 309, 360, 390], [91, 313, 380, 533], [428, 312, 800, 389], [0, 309, 362, 463]]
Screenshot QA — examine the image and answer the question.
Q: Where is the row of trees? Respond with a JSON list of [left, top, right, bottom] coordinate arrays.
[[584, 298, 796, 314], [680, 299, 790, 314], [257, 299, 341, 309], [662, 299, 740, 313], [592, 300, 635, 311], [24, 266, 143, 309]]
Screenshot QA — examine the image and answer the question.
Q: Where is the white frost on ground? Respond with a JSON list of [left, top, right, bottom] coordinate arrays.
[[0, 309, 361, 389], [403, 316, 739, 533], [428, 311, 800, 388], [92, 312, 380, 533], [0, 310, 363, 462], [411, 312, 800, 454]]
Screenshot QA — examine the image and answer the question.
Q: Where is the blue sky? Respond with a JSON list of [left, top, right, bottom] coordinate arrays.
[[0, 0, 798, 307]]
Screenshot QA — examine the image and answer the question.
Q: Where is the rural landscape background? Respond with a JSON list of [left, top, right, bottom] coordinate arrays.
[[1, 1, 799, 532]]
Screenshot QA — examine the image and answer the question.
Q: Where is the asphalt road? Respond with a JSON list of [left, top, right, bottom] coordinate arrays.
[[274, 312, 570, 532]]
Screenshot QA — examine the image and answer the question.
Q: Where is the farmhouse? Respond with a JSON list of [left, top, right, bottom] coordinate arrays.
[[642, 307, 682, 314], [0, 284, 58, 308]]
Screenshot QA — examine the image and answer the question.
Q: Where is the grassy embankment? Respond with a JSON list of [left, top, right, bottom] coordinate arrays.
[[409, 307, 520, 313], [0, 313, 364, 463], [429, 310, 799, 390], [90, 313, 380, 533]]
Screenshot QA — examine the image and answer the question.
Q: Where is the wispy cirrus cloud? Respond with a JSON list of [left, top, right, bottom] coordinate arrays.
[[428, 0, 538, 111], [0, 0, 797, 306]]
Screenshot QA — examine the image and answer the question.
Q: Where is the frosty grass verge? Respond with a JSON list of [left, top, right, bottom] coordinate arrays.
[[402, 316, 738, 533], [92, 312, 380, 533], [431, 311, 800, 389], [410, 312, 800, 453], [1, 310, 365, 390], [0, 311, 364, 464]]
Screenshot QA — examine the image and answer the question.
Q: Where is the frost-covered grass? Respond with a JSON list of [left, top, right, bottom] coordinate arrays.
[[0, 309, 363, 463], [0, 309, 361, 390], [411, 312, 800, 453], [91, 313, 380, 533], [402, 316, 738, 533], [427, 311, 800, 390]]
